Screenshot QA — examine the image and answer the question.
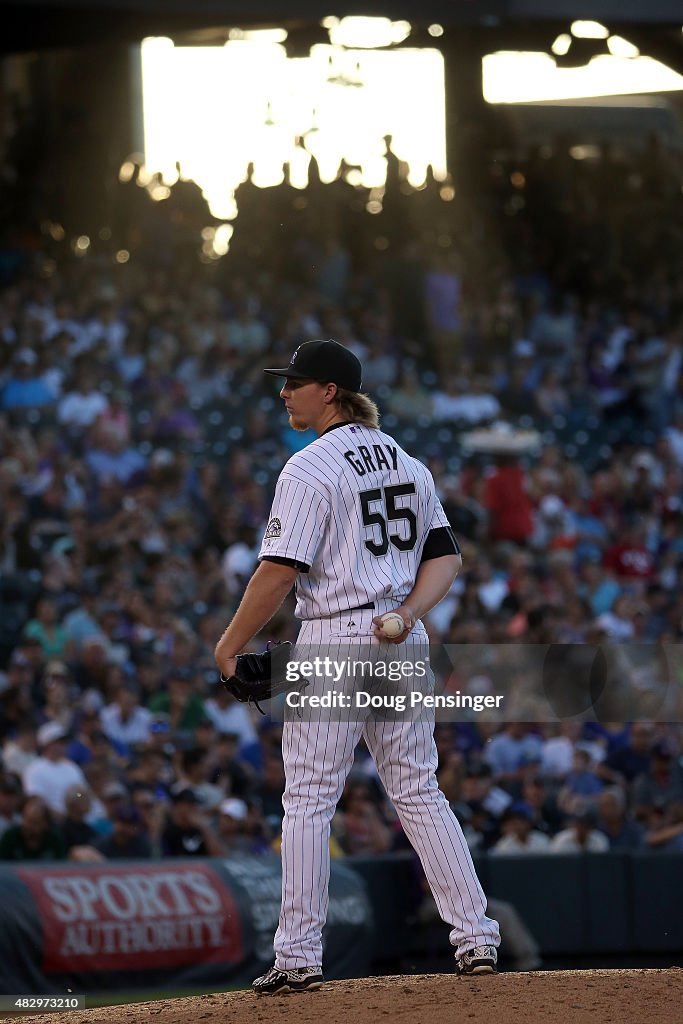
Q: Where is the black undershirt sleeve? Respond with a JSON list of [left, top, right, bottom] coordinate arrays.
[[420, 526, 461, 562], [260, 555, 310, 573]]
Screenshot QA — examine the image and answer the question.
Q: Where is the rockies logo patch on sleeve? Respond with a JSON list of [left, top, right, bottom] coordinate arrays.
[[265, 517, 282, 539]]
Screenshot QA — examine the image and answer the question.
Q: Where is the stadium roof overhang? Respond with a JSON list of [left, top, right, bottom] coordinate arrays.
[[1, 0, 682, 74]]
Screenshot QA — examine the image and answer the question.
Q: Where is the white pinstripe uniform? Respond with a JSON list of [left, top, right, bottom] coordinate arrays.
[[259, 420, 500, 970]]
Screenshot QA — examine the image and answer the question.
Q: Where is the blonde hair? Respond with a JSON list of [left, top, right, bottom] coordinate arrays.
[[334, 388, 380, 428]]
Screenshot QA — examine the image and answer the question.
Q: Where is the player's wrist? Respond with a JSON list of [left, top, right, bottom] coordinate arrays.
[[400, 604, 417, 626]]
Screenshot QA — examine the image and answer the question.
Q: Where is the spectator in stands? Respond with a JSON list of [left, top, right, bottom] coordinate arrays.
[[595, 787, 643, 850], [38, 661, 75, 733], [61, 783, 98, 853], [540, 722, 581, 780], [489, 803, 551, 855], [599, 722, 654, 786], [130, 786, 166, 857], [94, 804, 152, 859], [203, 685, 259, 752], [632, 740, 683, 812], [385, 366, 433, 421], [0, 795, 66, 860], [333, 777, 394, 856], [127, 747, 173, 801], [57, 365, 108, 431], [603, 521, 655, 584], [0, 653, 37, 739], [483, 455, 534, 545], [1, 348, 54, 410], [147, 668, 206, 733], [549, 808, 609, 853], [100, 682, 152, 751], [160, 788, 223, 856], [643, 798, 683, 851], [22, 722, 87, 816], [216, 797, 260, 855], [1, 723, 37, 776], [0, 772, 22, 837], [520, 774, 563, 836], [557, 748, 605, 816], [23, 600, 68, 660], [174, 747, 224, 811], [534, 367, 570, 419], [483, 723, 543, 787]]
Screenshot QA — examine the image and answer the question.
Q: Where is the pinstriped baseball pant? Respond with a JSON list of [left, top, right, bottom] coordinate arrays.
[[273, 608, 500, 970]]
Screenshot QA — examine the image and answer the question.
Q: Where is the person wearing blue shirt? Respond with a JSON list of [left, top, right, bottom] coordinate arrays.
[[1, 350, 55, 409]]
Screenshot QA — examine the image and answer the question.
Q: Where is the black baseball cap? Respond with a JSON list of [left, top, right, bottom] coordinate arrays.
[[264, 339, 362, 392]]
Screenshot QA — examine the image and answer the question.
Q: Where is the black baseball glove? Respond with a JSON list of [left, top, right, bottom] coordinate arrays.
[[219, 641, 305, 714]]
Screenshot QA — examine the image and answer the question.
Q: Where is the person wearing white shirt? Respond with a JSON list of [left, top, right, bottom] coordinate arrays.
[[541, 722, 581, 780], [99, 684, 152, 748], [57, 369, 108, 429], [550, 810, 609, 853], [490, 804, 551, 856], [203, 687, 258, 749], [22, 722, 87, 816]]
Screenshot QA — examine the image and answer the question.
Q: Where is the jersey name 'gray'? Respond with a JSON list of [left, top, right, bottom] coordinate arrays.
[[259, 423, 450, 620]]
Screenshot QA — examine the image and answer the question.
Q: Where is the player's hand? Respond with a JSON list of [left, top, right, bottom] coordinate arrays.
[[217, 656, 238, 679], [372, 606, 416, 644]]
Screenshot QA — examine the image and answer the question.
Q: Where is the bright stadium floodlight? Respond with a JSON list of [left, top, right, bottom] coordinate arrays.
[[139, 32, 446, 229], [327, 16, 411, 49], [483, 49, 683, 103], [571, 21, 609, 39], [227, 28, 287, 43], [551, 34, 572, 57], [607, 36, 640, 59]]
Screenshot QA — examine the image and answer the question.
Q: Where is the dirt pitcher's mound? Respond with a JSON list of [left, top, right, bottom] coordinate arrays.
[[17, 969, 683, 1024]]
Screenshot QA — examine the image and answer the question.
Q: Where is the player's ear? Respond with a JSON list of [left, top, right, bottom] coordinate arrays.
[[323, 382, 338, 404]]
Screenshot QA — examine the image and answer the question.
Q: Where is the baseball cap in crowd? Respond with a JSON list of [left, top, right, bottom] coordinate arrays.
[[263, 339, 362, 392], [219, 797, 248, 821], [506, 801, 535, 821], [37, 722, 68, 748]]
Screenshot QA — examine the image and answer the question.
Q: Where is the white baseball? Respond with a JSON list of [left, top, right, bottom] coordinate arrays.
[[378, 612, 406, 638]]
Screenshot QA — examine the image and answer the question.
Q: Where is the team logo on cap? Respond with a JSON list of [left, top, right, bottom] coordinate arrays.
[[264, 517, 282, 539]]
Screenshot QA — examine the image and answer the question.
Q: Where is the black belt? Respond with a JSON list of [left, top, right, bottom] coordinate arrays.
[[347, 602, 375, 612]]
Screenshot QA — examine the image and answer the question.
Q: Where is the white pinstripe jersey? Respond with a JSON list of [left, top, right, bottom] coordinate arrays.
[[259, 422, 457, 620]]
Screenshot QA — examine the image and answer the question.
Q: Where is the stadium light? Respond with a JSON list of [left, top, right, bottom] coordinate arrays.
[[607, 36, 640, 59], [326, 17, 411, 49], [551, 34, 572, 57], [571, 21, 609, 39]]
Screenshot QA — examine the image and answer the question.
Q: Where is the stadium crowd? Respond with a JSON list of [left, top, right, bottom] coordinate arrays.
[[0, 129, 682, 869]]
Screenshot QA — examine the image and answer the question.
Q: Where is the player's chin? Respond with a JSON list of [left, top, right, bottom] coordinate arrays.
[[289, 414, 310, 432]]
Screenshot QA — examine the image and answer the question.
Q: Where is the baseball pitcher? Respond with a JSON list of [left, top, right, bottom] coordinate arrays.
[[215, 339, 500, 994]]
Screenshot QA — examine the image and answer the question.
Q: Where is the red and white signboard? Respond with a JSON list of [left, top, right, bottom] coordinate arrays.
[[18, 863, 243, 972]]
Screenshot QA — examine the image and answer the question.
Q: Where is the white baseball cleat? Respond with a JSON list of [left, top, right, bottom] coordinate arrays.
[[455, 945, 498, 975], [252, 965, 324, 995]]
